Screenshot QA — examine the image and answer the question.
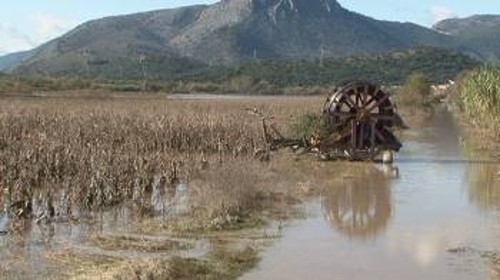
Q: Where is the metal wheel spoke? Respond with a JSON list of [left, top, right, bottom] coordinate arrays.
[[359, 122, 364, 148], [341, 91, 357, 109], [361, 85, 369, 105], [355, 86, 362, 107], [374, 128, 386, 142], [337, 129, 352, 141], [367, 92, 389, 112]]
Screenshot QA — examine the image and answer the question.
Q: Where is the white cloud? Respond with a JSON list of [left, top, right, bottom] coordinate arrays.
[[431, 6, 455, 23], [0, 23, 37, 54], [32, 13, 77, 42], [0, 13, 77, 55]]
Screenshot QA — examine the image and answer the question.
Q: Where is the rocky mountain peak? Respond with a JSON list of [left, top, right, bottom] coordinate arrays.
[[219, 0, 342, 16], [252, 0, 341, 15]]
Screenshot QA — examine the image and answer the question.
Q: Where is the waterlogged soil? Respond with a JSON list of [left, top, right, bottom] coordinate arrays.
[[241, 107, 500, 280], [0, 185, 211, 279], [1, 103, 499, 279]]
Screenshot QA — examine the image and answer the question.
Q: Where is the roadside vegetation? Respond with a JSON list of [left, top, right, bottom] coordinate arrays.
[[459, 65, 500, 123], [452, 65, 500, 153]]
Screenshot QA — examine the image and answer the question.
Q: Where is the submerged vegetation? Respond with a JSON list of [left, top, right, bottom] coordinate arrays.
[[0, 96, 325, 279], [0, 97, 319, 229]]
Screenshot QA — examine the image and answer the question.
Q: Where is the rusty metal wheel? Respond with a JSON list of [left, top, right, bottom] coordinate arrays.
[[323, 82, 402, 160]]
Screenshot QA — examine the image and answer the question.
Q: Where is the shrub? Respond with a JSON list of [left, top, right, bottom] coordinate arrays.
[[396, 72, 431, 106], [460, 65, 500, 121], [290, 113, 328, 140]]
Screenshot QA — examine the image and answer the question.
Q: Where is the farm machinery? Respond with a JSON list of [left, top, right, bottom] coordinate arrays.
[[264, 82, 407, 162]]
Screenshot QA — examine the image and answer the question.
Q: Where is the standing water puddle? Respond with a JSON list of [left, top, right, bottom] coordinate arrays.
[[242, 108, 500, 280], [0, 181, 209, 279]]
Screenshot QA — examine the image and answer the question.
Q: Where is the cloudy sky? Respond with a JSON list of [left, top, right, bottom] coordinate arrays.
[[1, 0, 499, 55]]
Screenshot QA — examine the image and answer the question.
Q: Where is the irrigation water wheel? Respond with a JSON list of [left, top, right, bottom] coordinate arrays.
[[323, 82, 403, 160]]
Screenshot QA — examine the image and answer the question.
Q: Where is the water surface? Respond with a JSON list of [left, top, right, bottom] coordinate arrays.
[[242, 108, 500, 280]]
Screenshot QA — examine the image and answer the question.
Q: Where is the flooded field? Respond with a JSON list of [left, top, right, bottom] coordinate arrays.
[[0, 95, 498, 279], [242, 108, 500, 280]]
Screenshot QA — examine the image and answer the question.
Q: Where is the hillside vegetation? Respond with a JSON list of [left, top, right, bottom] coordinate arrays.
[[434, 15, 500, 61], [189, 48, 479, 87], [0, 48, 480, 94]]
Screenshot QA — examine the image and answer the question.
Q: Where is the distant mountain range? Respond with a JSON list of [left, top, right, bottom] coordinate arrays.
[[0, 50, 32, 71], [0, 0, 498, 78], [433, 15, 500, 61]]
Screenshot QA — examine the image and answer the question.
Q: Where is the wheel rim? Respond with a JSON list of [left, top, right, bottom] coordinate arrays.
[[323, 82, 400, 158]]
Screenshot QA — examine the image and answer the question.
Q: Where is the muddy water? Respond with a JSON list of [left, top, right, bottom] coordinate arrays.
[[242, 108, 500, 280], [0, 182, 207, 279]]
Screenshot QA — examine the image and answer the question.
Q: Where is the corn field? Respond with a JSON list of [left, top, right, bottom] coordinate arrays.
[[0, 96, 320, 223]]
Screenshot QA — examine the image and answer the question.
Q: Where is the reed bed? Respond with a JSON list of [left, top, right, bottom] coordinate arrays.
[[460, 65, 500, 121], [454, 66, 500, 152]]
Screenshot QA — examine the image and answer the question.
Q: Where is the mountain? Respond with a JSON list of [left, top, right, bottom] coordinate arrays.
[[0, 50, 33, 71], [4, 0, 492, 78], [433, 15, 500, 61]]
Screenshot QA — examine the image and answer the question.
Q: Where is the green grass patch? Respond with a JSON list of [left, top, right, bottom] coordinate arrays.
[[460, 65, 500, 121], [290, 113, 329, 140]]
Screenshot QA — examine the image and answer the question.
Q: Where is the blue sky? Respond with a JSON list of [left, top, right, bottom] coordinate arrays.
[[1, 0, 499, 55]]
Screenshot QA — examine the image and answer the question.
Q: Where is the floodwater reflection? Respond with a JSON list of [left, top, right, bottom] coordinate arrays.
[[322, 167, 392, 240], [0, 180, 196, 279], [243, 108, 500, 280], [467, 162, 500, 211]]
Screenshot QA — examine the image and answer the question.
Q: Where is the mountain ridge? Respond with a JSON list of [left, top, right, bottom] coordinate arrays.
[[433, 14, 500, 61], [0, 0, 497, 77]]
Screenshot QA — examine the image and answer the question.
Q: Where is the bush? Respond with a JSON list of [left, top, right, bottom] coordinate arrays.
[[460, 65, 500, 121], [290, 113, 328, 140], [396, 72, 431, 106]]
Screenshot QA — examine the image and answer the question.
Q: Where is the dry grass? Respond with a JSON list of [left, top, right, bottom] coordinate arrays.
[[0, 93, 324, 279], [89, 234, 193, 252], [0, 94, 321, 224], [449, 66, 500, 155], [41, 242, 260, 280]]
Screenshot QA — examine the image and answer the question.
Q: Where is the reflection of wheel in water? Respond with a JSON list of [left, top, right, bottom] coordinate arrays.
[[322, 169, 391, 239]]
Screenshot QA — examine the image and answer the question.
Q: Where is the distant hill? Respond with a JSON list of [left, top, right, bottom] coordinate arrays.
[[1, 0, 496, 78], [433, 15, 500, 61], [7, 0, 457, 77], [0, 47, 480, 95], [187, 47, 480, 86], [0, 50, 32, 71]]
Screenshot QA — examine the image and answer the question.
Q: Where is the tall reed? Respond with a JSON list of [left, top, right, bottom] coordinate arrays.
[[460, 65, 500, 122]]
